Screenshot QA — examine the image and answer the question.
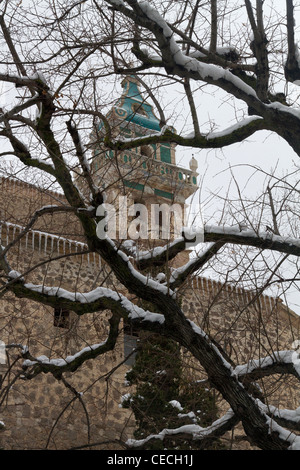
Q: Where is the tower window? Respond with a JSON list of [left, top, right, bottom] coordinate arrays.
[[54, 307, 70, 328], [123, 320, 139, 366], [141, 145, 153, 158]]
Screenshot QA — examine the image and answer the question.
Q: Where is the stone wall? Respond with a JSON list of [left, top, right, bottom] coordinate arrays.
[[0, 179, 135, 448], [0, 177, 299, 449], [0, 253, 134, 450], [180, 276, 300, 447]]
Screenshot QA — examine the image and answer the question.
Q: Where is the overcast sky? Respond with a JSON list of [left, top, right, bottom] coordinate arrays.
[[175, 84, 300, 315]]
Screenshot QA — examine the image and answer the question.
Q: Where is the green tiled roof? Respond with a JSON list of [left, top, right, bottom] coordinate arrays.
[[114, 76, 161, 131]]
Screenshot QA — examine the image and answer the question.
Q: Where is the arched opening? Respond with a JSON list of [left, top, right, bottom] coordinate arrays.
[[141, 145, 153, 158]]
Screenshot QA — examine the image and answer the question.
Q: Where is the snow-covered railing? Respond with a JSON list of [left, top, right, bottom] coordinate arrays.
[[0, 220, 101, 267], [97, 148, 198, 188], [189, 275, 279, 311]]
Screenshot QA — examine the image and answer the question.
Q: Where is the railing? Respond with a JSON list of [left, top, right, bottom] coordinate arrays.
[[0, 220, 101, 266], [98, 149, 198, 188]]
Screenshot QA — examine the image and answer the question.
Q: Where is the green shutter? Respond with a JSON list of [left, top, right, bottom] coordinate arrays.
[[124, 180, 145, 191], [154, 189, 173, 200], [160, 145, 171, 163]]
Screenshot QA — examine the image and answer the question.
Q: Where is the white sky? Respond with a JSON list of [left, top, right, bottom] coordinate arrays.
[[175, 86, 300, 316]]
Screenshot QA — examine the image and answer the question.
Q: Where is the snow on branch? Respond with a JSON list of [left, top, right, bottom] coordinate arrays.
[[10, 279, 165, 326], [22, 339, 111, 377], [257, 401, 300, 433], [0, 73, 42, 88], [204, 225, 300, 257], [205, 116, 264, 140], [124, 386, 300, 450], [169, 242, 225, 289], [8, 283, 163, 377], [106, 114, 267, 152], [2, 320, 121, 379], [136, 225, 300, 273], [135, 227, 206, 270], [106, 0, 300, 152], [264, 416, 300, 450], [103, 238, 177, 298], [234, 350, 300, 381], [126, 409, 238, 449], [113, 1, 264, 104]]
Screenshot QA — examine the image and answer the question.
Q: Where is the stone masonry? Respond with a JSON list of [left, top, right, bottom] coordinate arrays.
[[0, 76, 299, 449]]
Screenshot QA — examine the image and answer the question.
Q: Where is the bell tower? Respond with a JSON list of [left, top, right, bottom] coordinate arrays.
[[90, 76, 199, 250]]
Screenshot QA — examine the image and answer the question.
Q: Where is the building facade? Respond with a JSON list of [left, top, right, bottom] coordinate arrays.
[[0, 78, 299, 449]]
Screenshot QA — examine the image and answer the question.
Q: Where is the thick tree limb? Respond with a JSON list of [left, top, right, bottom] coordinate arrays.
[[21, 313, 122, 379], [234, 351, 300, 382], [6, 275, 166, 323], [285, 0, 300, 83], [169, 242, 225, 289], [204, 225, 300, 257], [126, 409, 239, 449], [136, 226, 300, 271], [258, 401, 300, 433], [105, 115, 268, 151], [104, 0, 300, 156]]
